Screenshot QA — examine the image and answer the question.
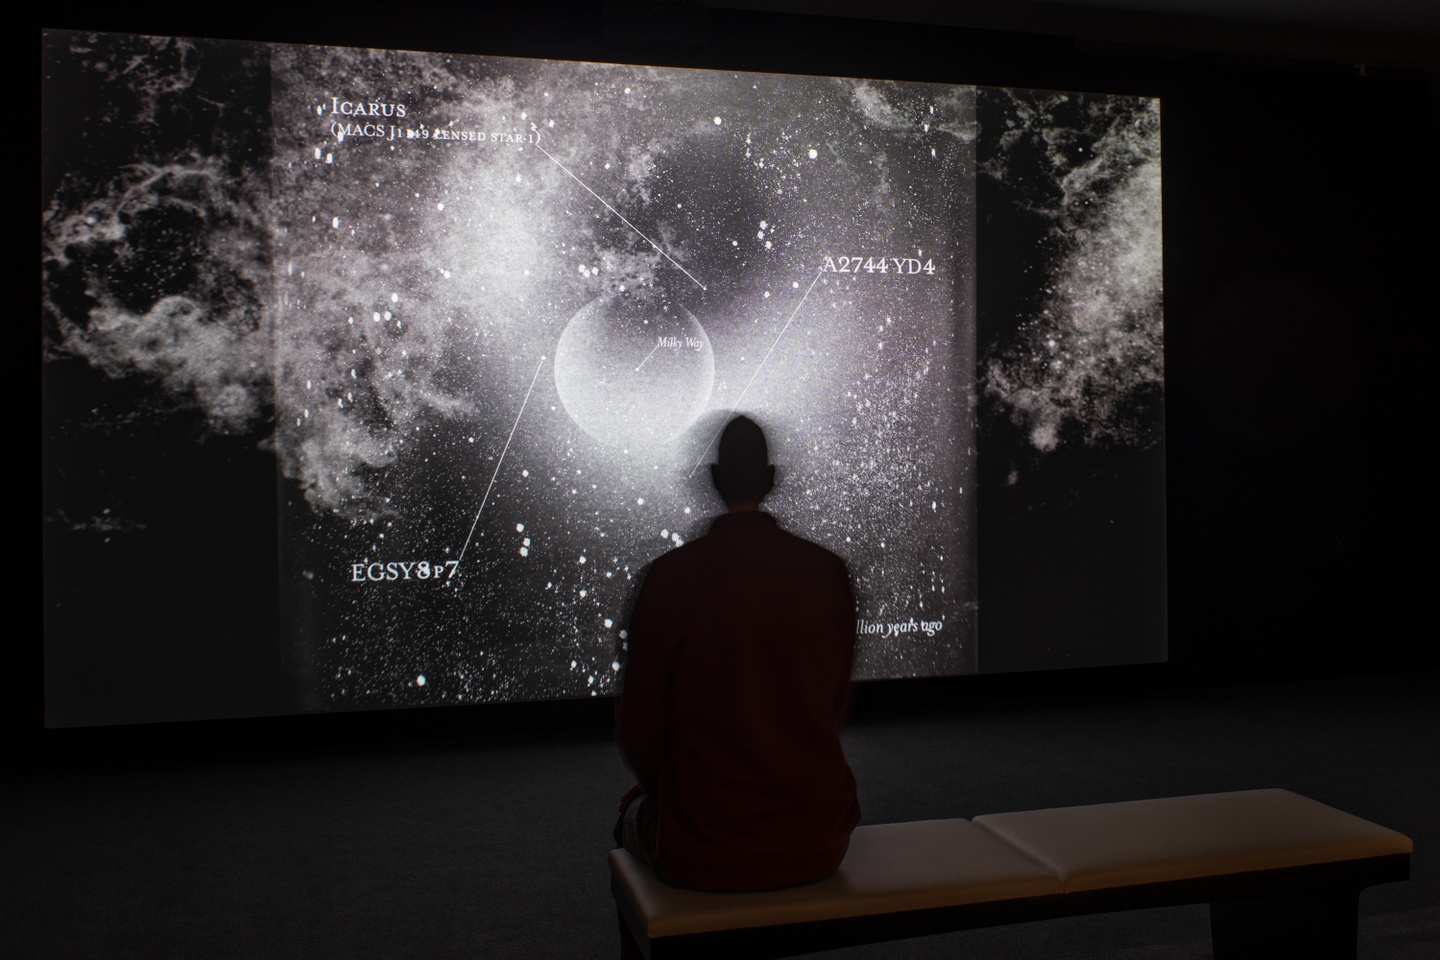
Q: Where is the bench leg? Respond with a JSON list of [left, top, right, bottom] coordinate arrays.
[[1210, 890, 1359, 960], [618, 906, 647, 960]]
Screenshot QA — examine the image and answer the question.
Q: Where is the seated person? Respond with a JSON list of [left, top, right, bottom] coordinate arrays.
[[615, 415, 860, 891]]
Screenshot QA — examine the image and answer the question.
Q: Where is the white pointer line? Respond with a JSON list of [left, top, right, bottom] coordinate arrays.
[[458, 356, 546, 563], [689, 270, 825, 477], [635, 341, 663, 373], [534, 142, 706, 291]]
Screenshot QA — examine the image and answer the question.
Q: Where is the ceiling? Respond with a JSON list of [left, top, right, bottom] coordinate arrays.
[[995, 0, 1440, 33], [708, 0, 1440, 71]]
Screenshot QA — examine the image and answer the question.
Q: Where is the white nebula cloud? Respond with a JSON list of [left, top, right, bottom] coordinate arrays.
[[43, 158, 273, 436], [984, 95, 1163, 453]]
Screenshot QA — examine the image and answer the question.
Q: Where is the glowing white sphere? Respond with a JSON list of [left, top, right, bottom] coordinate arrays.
[[554, 292, 714, 447]]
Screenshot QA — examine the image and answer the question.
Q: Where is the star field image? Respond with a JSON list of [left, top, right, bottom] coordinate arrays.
[[271, 45, 975, 708], [42, 30, 1163, 723]]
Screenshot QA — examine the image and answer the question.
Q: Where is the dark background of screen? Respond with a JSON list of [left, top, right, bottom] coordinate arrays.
[[32, 3, 1435, 748]]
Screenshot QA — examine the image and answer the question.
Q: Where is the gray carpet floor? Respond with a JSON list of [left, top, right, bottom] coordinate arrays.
[[5, 671, 1435, 959]]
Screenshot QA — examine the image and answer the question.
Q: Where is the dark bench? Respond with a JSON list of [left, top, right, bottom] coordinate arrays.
[[610, 789, 1411, 959]]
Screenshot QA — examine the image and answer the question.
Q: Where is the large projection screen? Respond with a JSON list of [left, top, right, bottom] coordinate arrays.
[[42, 30, 1165, 725]]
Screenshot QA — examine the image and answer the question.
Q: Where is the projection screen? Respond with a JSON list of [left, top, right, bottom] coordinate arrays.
[[42, 29, 1165, 724]]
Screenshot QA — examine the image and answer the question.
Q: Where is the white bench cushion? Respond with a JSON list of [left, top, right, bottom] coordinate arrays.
[[612, 818, 1062, 938], [972, 788, 1413, 894]]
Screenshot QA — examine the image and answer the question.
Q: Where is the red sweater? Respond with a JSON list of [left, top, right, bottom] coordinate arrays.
[[617, 511, 860, 891]]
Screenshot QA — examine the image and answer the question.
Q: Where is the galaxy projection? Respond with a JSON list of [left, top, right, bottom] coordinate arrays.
[[42, 29, 1163, 721], [271, 42, 976, 709]]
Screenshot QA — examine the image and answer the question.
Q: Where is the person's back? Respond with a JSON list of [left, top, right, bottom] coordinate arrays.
[[616, 416, 860, 891]]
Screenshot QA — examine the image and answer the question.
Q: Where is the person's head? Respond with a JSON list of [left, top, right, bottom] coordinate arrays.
[[710, 415, 775, 510]]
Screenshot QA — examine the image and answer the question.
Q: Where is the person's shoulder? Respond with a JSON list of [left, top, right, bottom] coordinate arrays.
[[641, 529, 712, 577], [771, 521, 850, 572]]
